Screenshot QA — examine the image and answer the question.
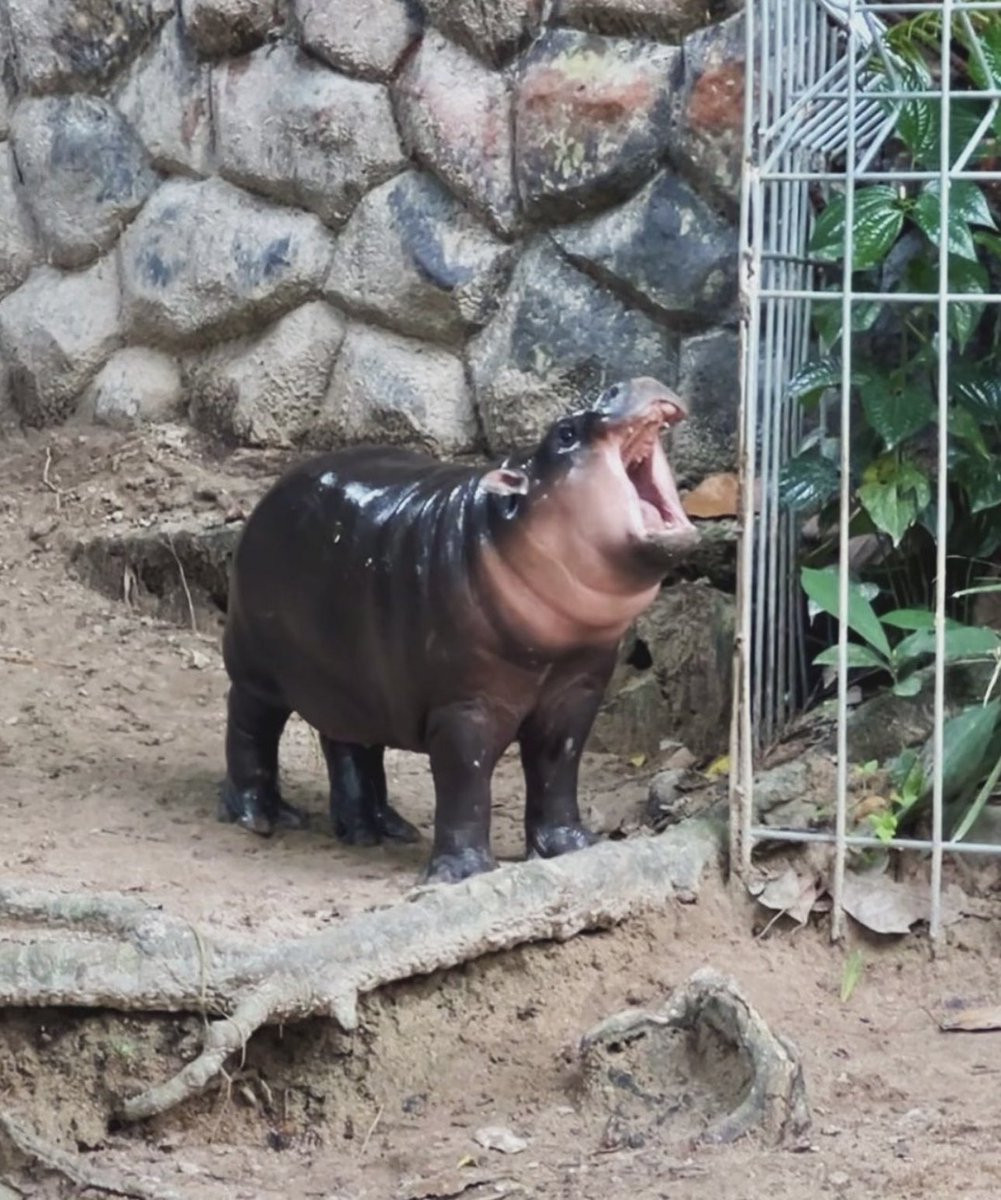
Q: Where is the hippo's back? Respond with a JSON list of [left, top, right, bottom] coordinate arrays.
[[223, 445, 489, 749]]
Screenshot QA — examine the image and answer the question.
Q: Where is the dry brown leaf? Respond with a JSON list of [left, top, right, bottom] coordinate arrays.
[[682, 473, 740, 518], [939, 1005, 1001, 1033], [841, 873, 964, 935], [755, 866, 823, 926]]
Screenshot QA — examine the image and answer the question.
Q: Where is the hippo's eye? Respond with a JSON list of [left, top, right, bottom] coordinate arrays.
[[557, 422, 579, 450]]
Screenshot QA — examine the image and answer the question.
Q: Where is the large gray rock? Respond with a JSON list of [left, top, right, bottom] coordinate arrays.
[[0, 362, 16, 436], [188, 301, 347, 446], [214, 42, 406, 230], [0, 145, 37, 299], [316, 324, 480, 454], [0, 258, 123, 426], [514, 29, 679, 221], [326, 171, 515, 346], [296, 0, 422, 81], [468, 240, 677, 451], [5, 0, 173, 94], [0, 21, 10, 138], [421, 0, 542, 65], [10, 95, 156, 270], [668, 12, 745, 212], [115, 15, 213, 176], [553, 170, 737, 323], [77, 347, 183, 428], [554, 0, 725, 40], [180, 0, 285, 57], [672, 328, 739, 488], [118, 177, 336, 347], [395, 32, 519, 237]]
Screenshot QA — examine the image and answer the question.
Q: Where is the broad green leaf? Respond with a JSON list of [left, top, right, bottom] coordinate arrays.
[[801, 565, 892, 658], [893, 625, 1001, 669], [812, 643, 892, 671], [893, 675, 924, 697], [858, 455, 932, 546], [902, 99, 998, 171], [911, 182, 988, 261], [779, 449, 841, 511], [785, 358, 866, 405], [952, 373, 1001, 421], [948, 404, 990, 458], [859, 375, 934, 451], [946, 257, 989, 351], [934, 702, 1001, 803], [881, 608, 963, 631], [896, 95, 938, 161], [812, 298, 881, 348], [952, 744, 1001, 842], [809, 187, 904, 270], [955, 454, 1001, 513], [944, 180, 996, 231], [973, 230, 1001, 259]]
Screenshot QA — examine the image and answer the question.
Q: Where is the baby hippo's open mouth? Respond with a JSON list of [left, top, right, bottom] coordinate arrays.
[[604, 392, 697, 544]]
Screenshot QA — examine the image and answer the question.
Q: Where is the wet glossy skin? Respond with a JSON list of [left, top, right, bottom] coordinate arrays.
[[219, 378, 697, 883]]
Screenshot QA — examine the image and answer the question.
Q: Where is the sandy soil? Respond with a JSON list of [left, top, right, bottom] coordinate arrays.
[[2, 425, 1001, 1200]]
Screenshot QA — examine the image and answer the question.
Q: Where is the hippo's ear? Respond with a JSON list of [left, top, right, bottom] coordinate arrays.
[[480, 467, 530, 496]]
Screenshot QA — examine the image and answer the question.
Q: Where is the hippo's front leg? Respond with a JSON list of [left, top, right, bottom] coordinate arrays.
[[422, 701, 510, 884], [518, 660, 613, 859]]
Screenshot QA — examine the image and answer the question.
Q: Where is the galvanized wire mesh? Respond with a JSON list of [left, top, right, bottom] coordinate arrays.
[[732, 0, 1001, 939]]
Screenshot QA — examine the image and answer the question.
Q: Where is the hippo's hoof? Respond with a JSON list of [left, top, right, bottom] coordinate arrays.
[[334, 804, 421, 846], [420, 847, 497, 884], [376, 804, 421, 844], [528, 823, 599, 859], [218, 780, 308, 836]]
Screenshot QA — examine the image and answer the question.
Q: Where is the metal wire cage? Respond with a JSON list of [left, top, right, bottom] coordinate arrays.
[[732, 0, 1001, 939]]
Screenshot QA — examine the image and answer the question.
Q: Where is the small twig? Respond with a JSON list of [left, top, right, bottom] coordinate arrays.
[[0, 650, 76, 671], [0, 1112, 179, 1200], [162, 535, 197, 634], [40, 447, 65, 510], [359, 1103, 385, 1158]]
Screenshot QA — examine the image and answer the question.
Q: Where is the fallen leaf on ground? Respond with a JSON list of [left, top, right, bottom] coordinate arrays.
[[841, 873, 964, 935], [939, 1005, 1001, 1032], [704, 754, 730, 779], [755, 866, 823, 925], [472, 1127, 528, 1155]]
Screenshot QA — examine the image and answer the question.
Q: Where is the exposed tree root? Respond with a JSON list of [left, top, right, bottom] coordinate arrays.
[[0, 1112, 180, 1200], [0, 822, 720, 1124]]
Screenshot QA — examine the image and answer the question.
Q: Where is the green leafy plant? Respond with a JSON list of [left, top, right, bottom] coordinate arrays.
[[782, 16, 1001, 841], [801, 565, 1001, 697]]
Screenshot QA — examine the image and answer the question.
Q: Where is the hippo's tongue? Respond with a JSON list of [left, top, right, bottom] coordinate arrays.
[[639, 498, 664, 532]]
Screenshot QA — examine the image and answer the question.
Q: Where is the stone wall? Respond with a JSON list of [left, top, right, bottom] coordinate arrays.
[[0, 0, 744, 487]]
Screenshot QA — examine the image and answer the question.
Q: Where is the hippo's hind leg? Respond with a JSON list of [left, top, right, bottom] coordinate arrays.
[[219, 683, 307, 836], [321, 739, 420, 846], [518, 662, 611, 860]]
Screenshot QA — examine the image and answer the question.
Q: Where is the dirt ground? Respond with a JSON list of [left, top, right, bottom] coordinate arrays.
[[2, 425, 1001, 1200]]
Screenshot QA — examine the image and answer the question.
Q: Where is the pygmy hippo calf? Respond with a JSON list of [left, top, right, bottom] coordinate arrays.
[[219, 377, 699, 883]]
